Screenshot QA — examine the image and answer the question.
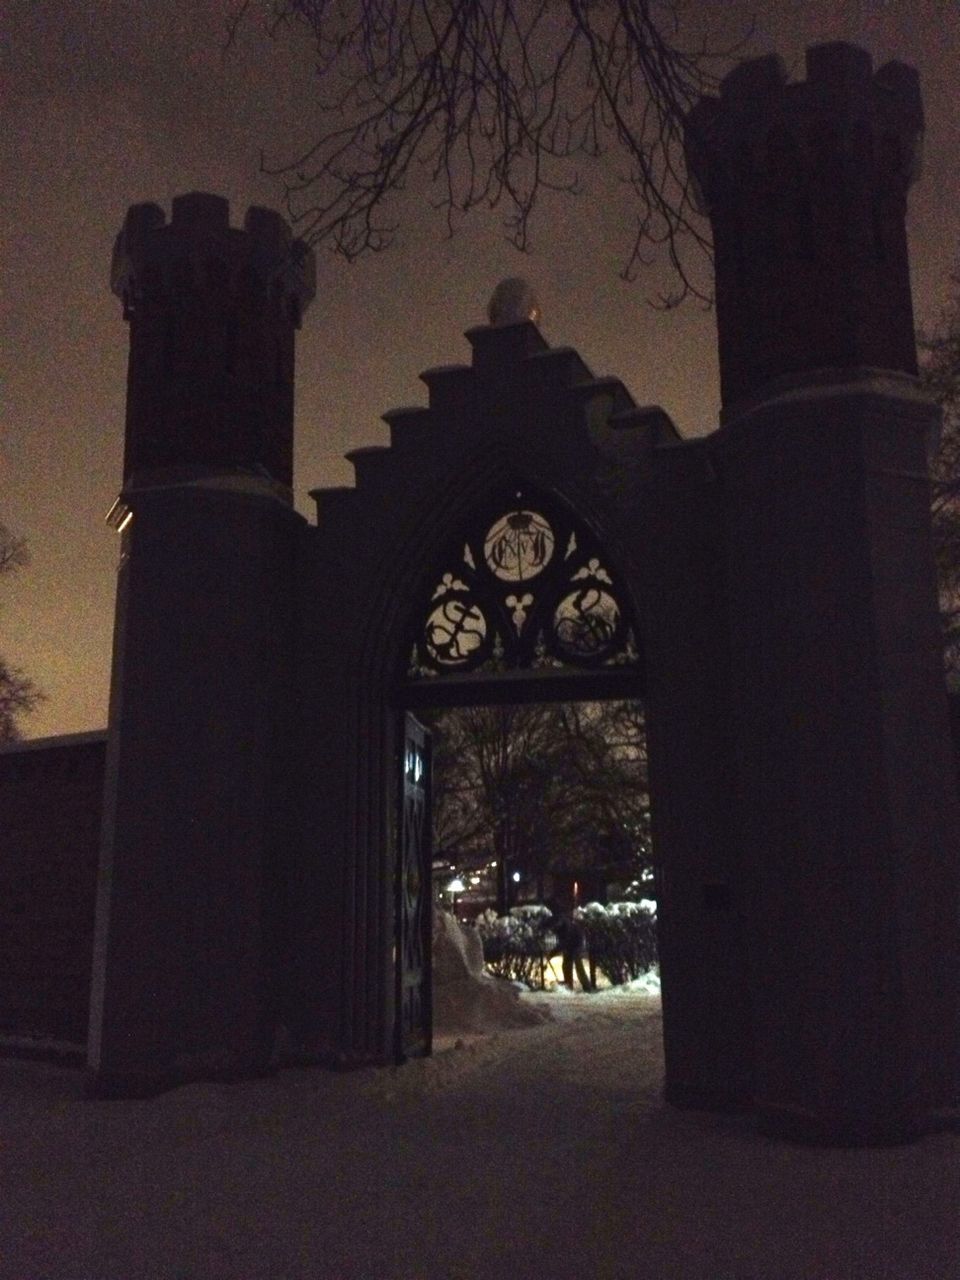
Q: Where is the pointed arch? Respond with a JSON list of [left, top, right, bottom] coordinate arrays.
[[315, 449, 649, 1066], [402, 479, 643, 684], [352, 446, 648, 715]]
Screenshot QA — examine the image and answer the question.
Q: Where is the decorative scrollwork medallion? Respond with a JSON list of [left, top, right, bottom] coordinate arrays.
[[483, 509, 555, 581], [408, 488, 639, 679]]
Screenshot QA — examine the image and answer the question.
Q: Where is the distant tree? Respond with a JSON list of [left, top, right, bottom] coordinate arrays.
[[546, 699, 651, 881], [229, 1, 747, 301], [427, 699, 650, 910], [429, 702, 557, 909], [920, 275, 960, 685], [0, 524, 44, 742]]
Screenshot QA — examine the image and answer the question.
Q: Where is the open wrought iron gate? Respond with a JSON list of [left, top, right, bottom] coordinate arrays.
[[395, 712, 433, 1062]]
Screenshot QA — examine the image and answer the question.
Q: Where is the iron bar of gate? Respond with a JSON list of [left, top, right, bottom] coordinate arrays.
[[397, 666, 643, 709]]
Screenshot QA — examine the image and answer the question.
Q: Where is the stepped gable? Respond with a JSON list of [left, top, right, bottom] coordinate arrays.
[[309, 319, 679, 532], [684, 42, 923, 407]]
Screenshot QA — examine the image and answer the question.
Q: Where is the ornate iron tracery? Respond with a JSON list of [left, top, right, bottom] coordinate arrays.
[[408, 489, 640, 680]]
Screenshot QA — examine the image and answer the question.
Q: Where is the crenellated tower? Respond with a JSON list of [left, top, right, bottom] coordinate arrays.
[[110, 191, 314, 494], [675, 46, 960, 1143], [89, 195, 315, 1097], [686, 42, 922, 409]]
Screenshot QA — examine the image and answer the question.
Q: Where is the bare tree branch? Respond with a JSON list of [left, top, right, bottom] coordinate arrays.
[[427, 698, 650, 907], [0, 523, 44, 741], [230, 1, 749, 301], [0, 523, 28, 577], [0, 658, 44, 743]]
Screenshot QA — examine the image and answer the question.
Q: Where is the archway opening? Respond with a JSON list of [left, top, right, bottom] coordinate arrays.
[[392, 481, 655, 1061], [402, 696, 660, 1057]]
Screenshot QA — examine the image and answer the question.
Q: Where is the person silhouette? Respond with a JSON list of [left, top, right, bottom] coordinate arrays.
[[546, 905, 595, 991]]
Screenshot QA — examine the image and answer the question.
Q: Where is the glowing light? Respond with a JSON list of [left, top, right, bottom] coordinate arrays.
[[105, 498, 133, 533], [447, 877, 466, 894]]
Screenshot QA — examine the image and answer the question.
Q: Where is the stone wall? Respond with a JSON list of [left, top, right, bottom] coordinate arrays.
[[0, 733, 104, 1051]]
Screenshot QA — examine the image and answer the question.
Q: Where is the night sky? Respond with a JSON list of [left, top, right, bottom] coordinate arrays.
[[4, 1, 959, 739]]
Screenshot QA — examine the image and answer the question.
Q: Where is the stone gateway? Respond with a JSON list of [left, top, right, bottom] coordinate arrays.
[[4, 44, 958, 1146]]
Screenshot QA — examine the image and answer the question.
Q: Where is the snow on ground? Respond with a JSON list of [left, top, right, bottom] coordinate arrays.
[[3, 989, 959, 1280]]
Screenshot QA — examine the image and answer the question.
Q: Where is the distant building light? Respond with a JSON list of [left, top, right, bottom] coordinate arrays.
[[447, 877, 466, 894]]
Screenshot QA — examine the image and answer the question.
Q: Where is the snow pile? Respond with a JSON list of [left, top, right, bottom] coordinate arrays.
[[434, 906, 487, 980], [600, 967, 661, 996], [432, 910, 552, 1037]]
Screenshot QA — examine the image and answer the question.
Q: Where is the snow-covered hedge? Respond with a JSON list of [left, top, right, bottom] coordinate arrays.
[[576, 900, 658, 987], [474, 901, 657, 989], [474, 906, 553, 987]]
